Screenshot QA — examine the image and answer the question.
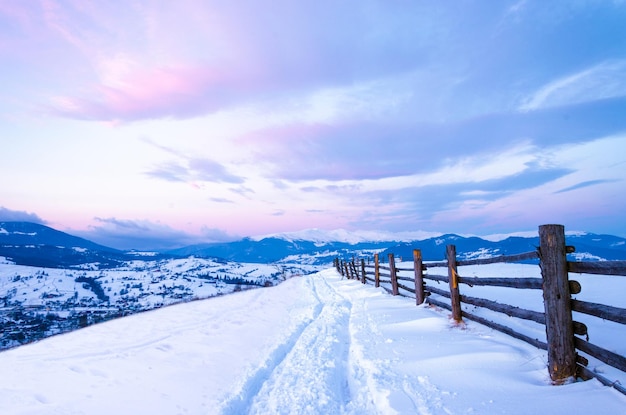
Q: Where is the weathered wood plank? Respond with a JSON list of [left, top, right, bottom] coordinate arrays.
[[397, 282, 416, 294], [427, 285, 451, 298], [380, 286, 394, 295], [577, 365, 626, 396], [460, 294, 546, 324], [574, 337, 626, 372], [461, 311, 548, 350], [568, 261, 626, 276], [572, 321, 588, 337], [423, 274, 449, 283], [571, 299, 626, 325], [456, 250, 539, 266], [350, 260, 358, 279], [458, 276, 543, 289], [426, 260, 448, 267]]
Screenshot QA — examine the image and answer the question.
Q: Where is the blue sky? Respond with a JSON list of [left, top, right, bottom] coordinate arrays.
[[1, 1, 626, 249]]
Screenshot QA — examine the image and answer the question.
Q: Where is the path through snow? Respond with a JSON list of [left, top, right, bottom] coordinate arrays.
[[0, 268, 624, 414]]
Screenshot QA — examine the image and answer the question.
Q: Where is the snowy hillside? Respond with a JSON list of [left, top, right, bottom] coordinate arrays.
[[0, 256, 319, 350], [1, 268, 624, 414]]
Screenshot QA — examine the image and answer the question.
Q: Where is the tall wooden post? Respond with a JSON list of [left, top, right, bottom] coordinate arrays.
[[343, 262, 350, 279], [360, 259, 366, 284], [413, 249, 425, 305], [446, 245, 462, 322], [374, 254, 380, 287], [389, 253, 399, 295], [539, 224, 577, 383]]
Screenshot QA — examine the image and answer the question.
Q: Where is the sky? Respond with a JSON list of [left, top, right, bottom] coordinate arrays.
[[1, 0, 626, 250]]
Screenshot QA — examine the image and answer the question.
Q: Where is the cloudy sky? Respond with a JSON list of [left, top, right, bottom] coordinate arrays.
[[1, 1, 626, 249]]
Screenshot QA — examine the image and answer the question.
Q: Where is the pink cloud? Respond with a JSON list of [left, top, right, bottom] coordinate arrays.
[[49, 63, 258, 121]]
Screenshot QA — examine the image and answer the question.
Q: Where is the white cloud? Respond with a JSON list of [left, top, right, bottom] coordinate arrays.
[[519, 60, 626, 111], [365, 141, 539, 191]]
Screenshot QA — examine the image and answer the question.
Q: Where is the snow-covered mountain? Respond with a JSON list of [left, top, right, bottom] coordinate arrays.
[[3, 221, 626, 268], [173, 229, 626, 264], [251, 228, 444, 244], [0, 221, 176, 268]]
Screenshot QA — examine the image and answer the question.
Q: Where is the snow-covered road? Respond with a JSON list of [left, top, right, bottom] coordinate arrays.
[[1, 268, 624, 414]]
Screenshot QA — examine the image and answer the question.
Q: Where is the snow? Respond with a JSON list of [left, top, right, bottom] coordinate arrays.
[[251, 228, 444, 244], [0, 257, 301, 310], [480, 230, 539, 242], [253, 228, 586, 244], [1, 267, 624, 414]]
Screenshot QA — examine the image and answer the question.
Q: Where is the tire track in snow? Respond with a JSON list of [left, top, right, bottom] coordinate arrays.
[[219, 276, 325, 415], [221, 273, 353, 415], [335, 274, 454, 415]]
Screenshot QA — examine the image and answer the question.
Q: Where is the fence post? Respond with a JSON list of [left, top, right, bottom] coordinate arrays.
[[539, 224, 577, 383], [446, 245, 462, 322], [360, 259, 366, 284], [343, 262, 350, 279], [389, 253, 399, 295], [374, 254, 380, 287], [413, 249, 425, 305], [350, 259, 358, 279]]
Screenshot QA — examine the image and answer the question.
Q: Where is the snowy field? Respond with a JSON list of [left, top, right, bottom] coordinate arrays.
[[0, 268, 625, 414]]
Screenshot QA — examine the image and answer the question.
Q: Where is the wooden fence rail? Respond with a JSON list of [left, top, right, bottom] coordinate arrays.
[[334, 224, 626, 395]]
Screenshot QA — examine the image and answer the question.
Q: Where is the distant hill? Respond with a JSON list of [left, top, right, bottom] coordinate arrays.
[[2, 222, 625, 268], [0, 222, 175, 268], [169, 230, 626, 264], [378, 233, 626, 262], [0, 221, 119, 252], [167, 237, 392, 264]]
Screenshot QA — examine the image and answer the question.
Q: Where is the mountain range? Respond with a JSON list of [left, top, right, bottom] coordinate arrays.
[[2, 221, 625, 268], [0, 222, 174, 268]]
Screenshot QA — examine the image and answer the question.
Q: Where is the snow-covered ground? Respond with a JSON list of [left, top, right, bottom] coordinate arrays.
[[0, 268, 625, 414], [0, 256, 313, 310]]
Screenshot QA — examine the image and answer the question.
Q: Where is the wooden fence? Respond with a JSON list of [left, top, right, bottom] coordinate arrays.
[[333, 224, 626, 394]]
